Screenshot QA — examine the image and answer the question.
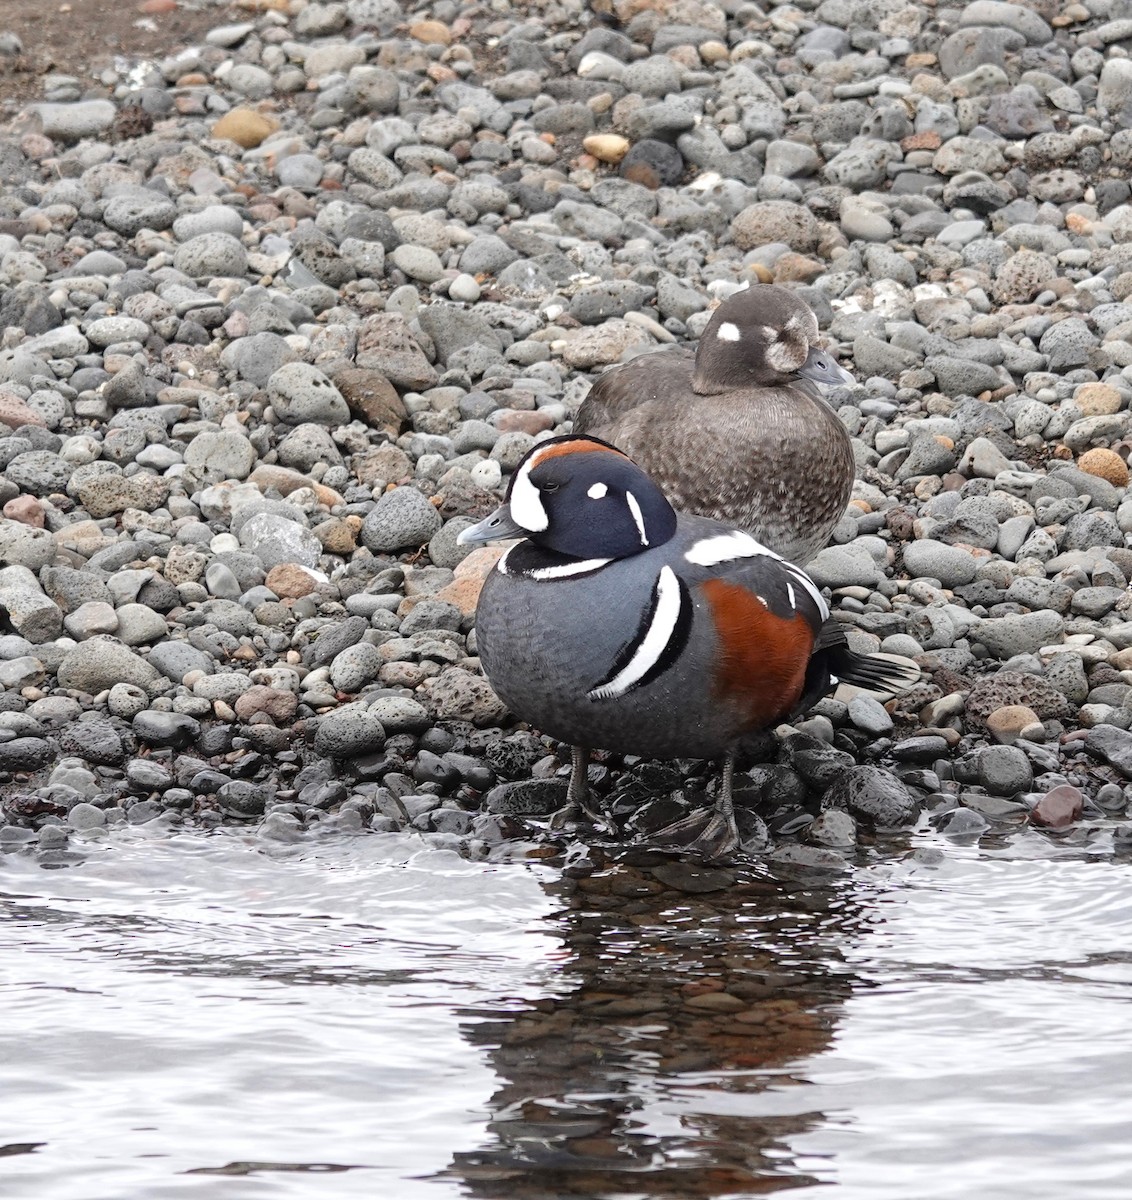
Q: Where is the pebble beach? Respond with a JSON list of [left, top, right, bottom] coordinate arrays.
[[1, 0, 1132, 869]]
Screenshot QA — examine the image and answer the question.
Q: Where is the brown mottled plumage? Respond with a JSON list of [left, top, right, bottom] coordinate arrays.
[[574, 284, 855, 565]]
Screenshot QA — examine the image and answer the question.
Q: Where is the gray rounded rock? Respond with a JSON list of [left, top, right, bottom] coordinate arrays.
[[172, 232, 248, 279], [329, 642, 384, 692], [368, 695, 430, 733], [313, 700, 386, 757], [58, 638, 160, 693], [361, 486, 442, 552], [184, 430, 258, 480], [173, 206, 245, 242], [267, 362, 350, 426], [103, 193, 177, 236], [903, 540, 977, 588]]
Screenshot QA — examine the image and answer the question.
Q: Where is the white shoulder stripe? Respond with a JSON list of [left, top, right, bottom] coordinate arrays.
[[684, 530, 778, 567], [588, 565, 682, 700]]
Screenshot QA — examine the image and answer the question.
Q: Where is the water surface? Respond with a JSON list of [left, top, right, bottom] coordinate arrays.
[[2, 827, 1131, 1198]]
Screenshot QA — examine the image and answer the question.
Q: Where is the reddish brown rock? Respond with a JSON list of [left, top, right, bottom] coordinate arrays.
[[233, 684, 299, 724], [1030, 785, 1083, 829], [433, 546, 505, 616], [492, 409, 555, 436], [265, 563, 318, 599], [3, 496, 45, 528], [0, 393, 47, 430], [332, 367, 408, 439]]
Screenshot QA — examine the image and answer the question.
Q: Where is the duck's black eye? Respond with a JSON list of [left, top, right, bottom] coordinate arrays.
[[543, 483, 560, 493]]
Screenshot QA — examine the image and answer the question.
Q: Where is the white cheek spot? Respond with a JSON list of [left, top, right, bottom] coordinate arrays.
[[717, 321, 741, 342], [625, 490, 648, 546], [508, 461, 548, 532], [587, 481, 608, 500]]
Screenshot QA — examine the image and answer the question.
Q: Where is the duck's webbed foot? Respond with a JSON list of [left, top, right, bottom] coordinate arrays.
[[549, 746, 613, 833], [648, 754, 741, 863]]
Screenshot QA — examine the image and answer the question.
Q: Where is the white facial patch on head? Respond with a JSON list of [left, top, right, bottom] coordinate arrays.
[[684, 530, 778, 567], [625, 490, 648, 546], [717, 321, 741, 342], [587, 482, 608, 500], [783, 310, 813, 337], [508, 459, 549, 532], [766, 338, 803, 373]]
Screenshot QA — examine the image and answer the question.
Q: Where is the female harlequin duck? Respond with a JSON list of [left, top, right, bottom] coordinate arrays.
[[573, 282, 855, 566], [458, 435, 915, 861]]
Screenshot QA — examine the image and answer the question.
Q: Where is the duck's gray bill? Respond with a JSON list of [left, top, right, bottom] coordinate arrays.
[[797, 345, 854, 386], [457, 505, 527, 545]]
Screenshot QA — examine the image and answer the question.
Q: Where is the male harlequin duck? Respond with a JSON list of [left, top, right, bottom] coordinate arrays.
[[458, 435, 915, 861], [573, 282, 856, 565]]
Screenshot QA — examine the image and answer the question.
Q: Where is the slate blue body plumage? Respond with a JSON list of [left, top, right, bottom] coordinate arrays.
[[460, 436, 915, 859]]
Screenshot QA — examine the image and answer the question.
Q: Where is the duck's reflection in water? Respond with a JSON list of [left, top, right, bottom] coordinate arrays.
[[449, 848, 875, 1198]]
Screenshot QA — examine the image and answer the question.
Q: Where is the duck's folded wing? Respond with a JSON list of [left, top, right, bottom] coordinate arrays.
[[573, 347, 696, 436]]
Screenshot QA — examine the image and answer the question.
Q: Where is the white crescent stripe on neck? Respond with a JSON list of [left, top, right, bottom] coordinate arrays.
[[587, 565, 683, 700]]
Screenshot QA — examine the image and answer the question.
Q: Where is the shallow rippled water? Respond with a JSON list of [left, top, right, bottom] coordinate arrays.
[[2, 828, 1131, 1199]]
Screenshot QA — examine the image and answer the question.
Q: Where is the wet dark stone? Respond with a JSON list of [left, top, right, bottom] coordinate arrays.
[[298, 780, 348, 809], [133, 711, 201, 749], [890, 735, 951, 763], [784, 735, 855, 791], [419, 726, 457, 755], [650, 862, 736, 893], [412, 749, 462, 790], [485, 736, 545, 781], [484, 778, 566, 816], [822, 766, 919, 828], [805, 809, 857, 848], [429, 808, 475, 835], [623, 794, 688, 836], [218, 780, 269, 818], [127, 799, 164, 824], [60, 719, 131, 767], [937, 807, 990, 836], [189, 769, 232, 795], [976, 745, 1033, 796], [742, 764, 808, 808]]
